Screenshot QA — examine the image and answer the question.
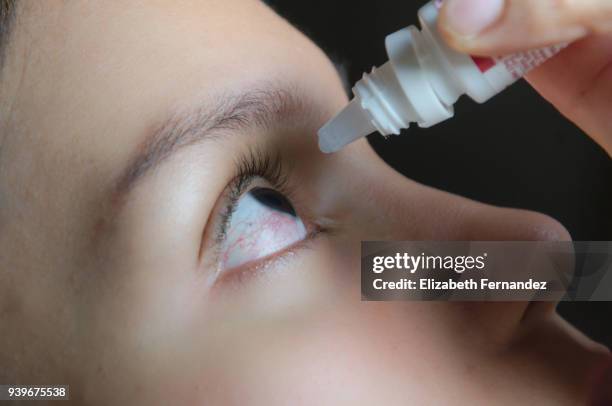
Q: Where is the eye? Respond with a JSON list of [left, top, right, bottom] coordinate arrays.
[[219, 186, 307, 271], [203, 148, 321, 285]]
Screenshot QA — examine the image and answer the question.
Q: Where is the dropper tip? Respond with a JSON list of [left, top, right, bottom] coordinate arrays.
[[317, 121, 344, 154], [318, 98, 376, 154]]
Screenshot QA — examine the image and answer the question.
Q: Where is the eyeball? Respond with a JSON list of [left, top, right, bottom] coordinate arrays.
[[220, 187, 307, 270]]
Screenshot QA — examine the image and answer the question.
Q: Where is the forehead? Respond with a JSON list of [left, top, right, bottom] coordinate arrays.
[[0, 0, 346, 237], [5, 0, 345, 129], [2, 0, 344, 172], [14, 0, 332, 81]]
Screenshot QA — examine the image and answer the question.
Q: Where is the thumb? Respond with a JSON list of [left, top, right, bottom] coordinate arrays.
[[438, 0, 612, 55]]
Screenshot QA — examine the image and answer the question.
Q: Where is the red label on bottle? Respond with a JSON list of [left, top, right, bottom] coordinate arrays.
[[471, 56, 496, 72]]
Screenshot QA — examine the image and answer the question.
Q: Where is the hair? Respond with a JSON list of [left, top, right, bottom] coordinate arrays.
[[0, 0, 16, 68]]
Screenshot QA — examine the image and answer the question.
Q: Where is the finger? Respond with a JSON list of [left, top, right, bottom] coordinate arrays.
[[438, 0, 612, 55], [526, 33, 612, 156]]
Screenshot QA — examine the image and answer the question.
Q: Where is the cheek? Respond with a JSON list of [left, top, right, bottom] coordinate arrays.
[[221, 195, 306, 269], [185, 306, 425, 405]]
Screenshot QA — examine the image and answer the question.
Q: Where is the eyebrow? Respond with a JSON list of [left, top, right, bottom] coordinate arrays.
[[112, 83, 321, 202]]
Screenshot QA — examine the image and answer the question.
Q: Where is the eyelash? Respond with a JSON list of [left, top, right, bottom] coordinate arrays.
[[215, 147, 293, 248]]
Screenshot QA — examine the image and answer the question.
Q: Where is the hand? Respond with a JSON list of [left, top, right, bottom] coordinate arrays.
[[437, 0, 612, 156]]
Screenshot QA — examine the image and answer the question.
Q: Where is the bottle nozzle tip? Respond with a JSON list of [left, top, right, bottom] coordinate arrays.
[[318, 98, 376, 154]]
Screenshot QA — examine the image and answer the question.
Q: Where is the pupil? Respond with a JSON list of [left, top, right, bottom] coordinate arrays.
[[250, 187, 296, 216]]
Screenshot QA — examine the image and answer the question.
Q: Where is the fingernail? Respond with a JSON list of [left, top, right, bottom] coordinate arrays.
[[443, 0, 505, 37]]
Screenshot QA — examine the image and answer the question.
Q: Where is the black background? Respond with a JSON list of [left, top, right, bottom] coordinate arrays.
[[266, 0, 612, 346]]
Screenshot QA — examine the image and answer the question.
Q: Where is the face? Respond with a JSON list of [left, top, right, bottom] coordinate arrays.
[[0, 1, 609, 405]]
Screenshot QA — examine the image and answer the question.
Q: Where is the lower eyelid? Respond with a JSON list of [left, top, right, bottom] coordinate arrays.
[[209, 229, 322, 291]]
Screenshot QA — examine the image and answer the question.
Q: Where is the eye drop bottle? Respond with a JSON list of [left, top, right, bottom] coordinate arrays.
[[318, 0, 566, 153]]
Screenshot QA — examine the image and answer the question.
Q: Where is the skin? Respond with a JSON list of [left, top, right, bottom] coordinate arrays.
[[0, 0, 609, 405]]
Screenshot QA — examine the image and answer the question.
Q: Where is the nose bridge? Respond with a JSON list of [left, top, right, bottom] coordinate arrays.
[[350, 160, 570, 243], [344, 165, 473, 241]]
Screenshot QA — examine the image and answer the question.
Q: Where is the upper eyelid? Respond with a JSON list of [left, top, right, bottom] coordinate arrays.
[[233, 147, 290, 195]]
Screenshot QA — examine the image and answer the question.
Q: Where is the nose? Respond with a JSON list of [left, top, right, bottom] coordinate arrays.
[[338, 143, 571, 243], [332, 142, 571, 340]]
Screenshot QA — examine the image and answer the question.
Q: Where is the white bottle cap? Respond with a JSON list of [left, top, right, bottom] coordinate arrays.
[[317, 0, 564, 155], [318, 98, 377, 153]]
